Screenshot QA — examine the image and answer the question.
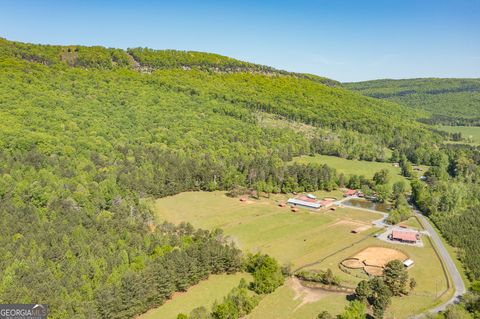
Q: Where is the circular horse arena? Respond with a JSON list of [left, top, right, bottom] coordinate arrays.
[[341, 246, 408, 276]]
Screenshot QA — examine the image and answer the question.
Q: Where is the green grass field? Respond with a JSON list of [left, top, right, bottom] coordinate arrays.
[[138, 273, 250, 319], [402, 216, 423, 230], [247, 278, 348, 319], [292, 154, 428, 187], [437, 125, 480, 144], [155, 191, 379, 267], [153, 191, 451, 319]]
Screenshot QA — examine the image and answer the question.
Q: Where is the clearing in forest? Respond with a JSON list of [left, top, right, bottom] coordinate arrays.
[[292, 154, 429, 187], [154, 191, 451, 319], [438, 125, 480, 145]]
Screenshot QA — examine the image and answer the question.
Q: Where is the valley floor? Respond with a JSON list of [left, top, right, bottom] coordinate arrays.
[[152, 190, 453, 319]]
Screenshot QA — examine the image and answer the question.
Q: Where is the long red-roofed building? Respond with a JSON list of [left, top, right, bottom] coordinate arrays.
[[390, 230, 418, 243]]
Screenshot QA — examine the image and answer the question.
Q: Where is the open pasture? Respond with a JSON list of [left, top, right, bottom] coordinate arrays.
[[154, 191, 452, 319], [154, 191, 380, 268], [438, 125, 480, 144], [292, 154, 429, 187]]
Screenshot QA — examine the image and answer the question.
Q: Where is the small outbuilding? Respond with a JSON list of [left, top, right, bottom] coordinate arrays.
[[403, 259, 414, 268], [291, 207, 299, 212]]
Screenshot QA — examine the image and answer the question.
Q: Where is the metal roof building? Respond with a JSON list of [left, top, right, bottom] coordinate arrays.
[[287, 197, 321, 209]]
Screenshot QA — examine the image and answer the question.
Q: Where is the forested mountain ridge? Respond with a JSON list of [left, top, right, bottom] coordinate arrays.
[[0, 37, 340, 86], [344, 78, 480, 125], [0, 38, 459, 319]]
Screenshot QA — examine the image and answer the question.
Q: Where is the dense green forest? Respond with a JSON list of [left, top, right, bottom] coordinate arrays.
[[344, 78, 480, 125], [1, 38, 480, 319], [0, 38, 431, 318]]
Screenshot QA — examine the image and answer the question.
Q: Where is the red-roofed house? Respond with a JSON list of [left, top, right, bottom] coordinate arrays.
[[344, 189, 358, 197], [390, 230, 418, 243]]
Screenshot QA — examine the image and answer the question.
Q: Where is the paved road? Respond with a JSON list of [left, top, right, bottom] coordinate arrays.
[[414, 210, 467, 315]]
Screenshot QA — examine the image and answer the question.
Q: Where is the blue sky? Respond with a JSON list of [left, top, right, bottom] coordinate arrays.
[[1, 0, 479, 81]]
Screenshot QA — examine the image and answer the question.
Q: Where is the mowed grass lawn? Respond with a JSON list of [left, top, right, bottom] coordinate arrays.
[[292, 154, 428, 187], [138, 273, 250, 319], [438, 125, 480, 144]]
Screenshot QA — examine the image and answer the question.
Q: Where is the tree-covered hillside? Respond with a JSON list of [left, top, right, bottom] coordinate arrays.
[[0, 37, 340, 86], [344, 78, 480, 125], [0, 38, 460, 319]]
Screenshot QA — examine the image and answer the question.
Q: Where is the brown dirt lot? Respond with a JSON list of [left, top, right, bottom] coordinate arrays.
[[290, 278, 343, 310], [341, 246, 408, 277], [354, 246, 408, 267]]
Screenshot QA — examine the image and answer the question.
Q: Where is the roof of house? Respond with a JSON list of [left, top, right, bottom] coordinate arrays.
[[344, 189, 357, 196], [391, 230, 418, 242], [287, 197, 321, 208]]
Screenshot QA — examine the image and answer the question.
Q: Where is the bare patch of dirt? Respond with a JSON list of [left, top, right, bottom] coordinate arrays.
[[341, 246, 408, 277], [354, 246, 408, 267], [289, 278, 342, 310]]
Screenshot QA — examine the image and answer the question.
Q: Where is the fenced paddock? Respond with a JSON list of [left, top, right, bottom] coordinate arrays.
[[341, 246, 408, 276]]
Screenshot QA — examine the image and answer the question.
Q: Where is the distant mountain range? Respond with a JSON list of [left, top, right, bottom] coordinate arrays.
[[344, 78, 480, 125]]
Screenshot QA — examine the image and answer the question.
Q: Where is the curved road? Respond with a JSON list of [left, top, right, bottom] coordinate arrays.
[[413, 209, 467, 315]]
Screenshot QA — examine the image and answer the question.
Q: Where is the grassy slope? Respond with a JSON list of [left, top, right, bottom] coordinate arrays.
[[344, 78, 480, 119], [137, 273, 251, 319], [154, 191, 451, 318]]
